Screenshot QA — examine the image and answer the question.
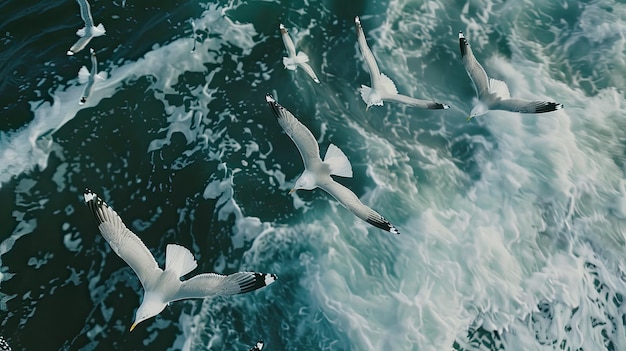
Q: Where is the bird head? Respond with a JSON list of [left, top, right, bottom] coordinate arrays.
[[290, 172, 316, 193], [130, 295, 167, 331]]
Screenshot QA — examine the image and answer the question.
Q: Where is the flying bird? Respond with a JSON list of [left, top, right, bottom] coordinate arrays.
[[355, 16, 449, 110], [83, 188, 277, 331], [459, 31, 563, 121], [279, 24, 320, 83], [67, 0, 106, 55], [249, 340, 264, 351], [265, 95, 400, 234], [78, 48, 107, 105]]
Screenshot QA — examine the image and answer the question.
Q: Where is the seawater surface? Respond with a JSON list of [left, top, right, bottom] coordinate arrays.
[[1, 0, 625, 350]]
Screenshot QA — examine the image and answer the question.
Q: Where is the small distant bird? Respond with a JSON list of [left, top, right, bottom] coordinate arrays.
[[78, 48, 107, 105], [279, 24, 320, 83], [265, 95, 400, 234], [459, 31, 563, 121], [0, 336, 11, 351], [67, 0, 106, 55], [248, 340, 264, 351], [354, 16, 449, 111], [83, 188, 278, 331]]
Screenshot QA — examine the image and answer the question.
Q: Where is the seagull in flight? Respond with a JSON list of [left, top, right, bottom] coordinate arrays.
[[355, 16, 449, 110], [83, 188, 277, 331], [459, 31, 563, 121], [279, 24, 320, 83], [78, 48, 107, 105], [265, 95, 400, 235], [67, 0, 106, 55], [249, 340, 264, 351]]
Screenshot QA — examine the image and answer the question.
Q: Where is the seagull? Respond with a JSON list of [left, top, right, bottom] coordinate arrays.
[[459, 31, 563, 121], [265, 95, 400, 235], [279, 24, 320, 83], [78, 48, 107, 105], [354, 16, 449, 110], [83, 188, 278, 331], [67, 0, 106, 55], [249, 340, 264, 351]]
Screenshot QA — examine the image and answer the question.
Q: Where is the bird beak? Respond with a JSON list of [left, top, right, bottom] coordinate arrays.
[[130, 323, 138, 332], [365, 105, 370, 112], [466, 116, 473, 122], [288, 188, 295, 194]]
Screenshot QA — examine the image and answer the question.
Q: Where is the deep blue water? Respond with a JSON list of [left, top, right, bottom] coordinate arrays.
[[1, 0, 626, 350]]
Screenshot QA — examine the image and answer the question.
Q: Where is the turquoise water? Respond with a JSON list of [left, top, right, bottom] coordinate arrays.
[[1, 0, 626, 350]]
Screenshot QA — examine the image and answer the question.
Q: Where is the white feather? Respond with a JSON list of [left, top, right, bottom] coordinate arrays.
[[76, 27, 87, 37], [93, 23, 106, 36], [324, 144, 353, 178], [377, 73, 398, 95], [165, 244, 197, 278], [282, 57, 297, 70], [96, 71, 108, 80], [489, 78, 511, 99], [295, 51, 310, 64], [78, 66, 90, 84]]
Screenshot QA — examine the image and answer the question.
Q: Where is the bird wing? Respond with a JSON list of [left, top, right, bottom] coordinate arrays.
[[319, 180, 400, 234], [384, 93, 450, 109], [459, 32, 490, 99], [83, 188, 160, 287], [355, 16, 381, 90], [265, 95, 321, 170], [279, 24, 297, 57], [493, 99, 564, 113], [173, 272, 277, 301], [77, 0, 95, 28], [298, 60, 321, 83]]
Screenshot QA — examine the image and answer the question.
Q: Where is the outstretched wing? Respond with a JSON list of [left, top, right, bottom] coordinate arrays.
[[77, 0, 95, 28], [83, 188, 160, 287], [265, 95, 321, 170], [355, 16, 381, 90], [319, 180, 400, 234], [459, 31, 490, 99], [384, 93, 450, 109], [494, 99, 563, 113], [173, 272, 277, 301]]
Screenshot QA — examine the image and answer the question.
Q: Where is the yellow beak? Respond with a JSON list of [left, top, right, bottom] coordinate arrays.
[[130, 323, 138, 332], [466, 116, 473, 122], [288, 188, 295, 194]]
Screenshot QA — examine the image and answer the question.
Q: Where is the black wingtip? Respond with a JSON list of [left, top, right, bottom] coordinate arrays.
[[239, 273, 278, 294], [249, 340, 264, 351], [537, 102, 564, 113], [367, 217, 400, 235]]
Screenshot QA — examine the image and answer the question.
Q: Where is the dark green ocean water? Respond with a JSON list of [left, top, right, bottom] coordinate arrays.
[[1, 0, 626, 350]]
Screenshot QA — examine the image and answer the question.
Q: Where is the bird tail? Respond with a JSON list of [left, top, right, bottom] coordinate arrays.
[[78, 66, 90, 84], [96, 71, 108, 80], [283, 51, 309, 70], [165, 244, 198, 278], [324, 144, 353, 178], [76, 27, 87, 37], [93, 23, 106, 36]]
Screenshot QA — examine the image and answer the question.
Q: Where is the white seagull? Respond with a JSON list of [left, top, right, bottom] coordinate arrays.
[[355, 16, 449, 110], [249, 340, 264, 351], [78, 48, 107, 105], [67, 0, 106, 55], [279, 24, 320, 83], [265, 95, 400, 235], [83, 188, 277, 331], [459, 31, 563, 121]]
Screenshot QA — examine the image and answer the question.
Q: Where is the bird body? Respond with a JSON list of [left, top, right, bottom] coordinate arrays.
[[355, 16, 449, 110], [83, 189, 277, 331], [459, 31, 563, 120], [265, 95, 400, 234]]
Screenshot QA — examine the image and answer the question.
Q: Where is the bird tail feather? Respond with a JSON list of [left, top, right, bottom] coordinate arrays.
[[165, 244, 198, 278], [93, 23, 106, 36], [76, 27, 87, 37], [324, 144, 353, 178], [78, 66, 90, 84]]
